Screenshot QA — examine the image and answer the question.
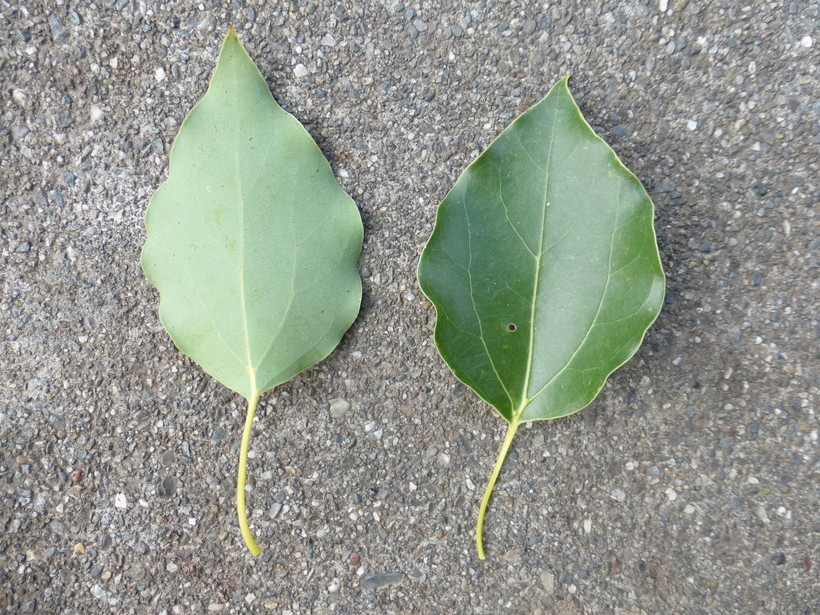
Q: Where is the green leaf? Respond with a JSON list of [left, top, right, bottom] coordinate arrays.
[[141, 27, 362, 555], [417, 77, 664, 558]]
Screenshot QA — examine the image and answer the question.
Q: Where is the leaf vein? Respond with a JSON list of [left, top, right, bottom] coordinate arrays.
[[497, 166, 537, 257], [519, 94, 562, 408], [463, 191, 515, 411]]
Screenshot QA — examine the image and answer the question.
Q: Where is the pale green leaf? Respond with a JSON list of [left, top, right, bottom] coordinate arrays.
[[141, 28, 362, 555], [417, 77, 664, 558]]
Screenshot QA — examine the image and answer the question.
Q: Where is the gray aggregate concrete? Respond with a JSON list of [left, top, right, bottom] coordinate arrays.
[[1, 1, 817, 613]]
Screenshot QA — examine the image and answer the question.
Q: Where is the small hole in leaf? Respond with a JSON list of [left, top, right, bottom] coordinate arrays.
[[507, 323, 517, 332]]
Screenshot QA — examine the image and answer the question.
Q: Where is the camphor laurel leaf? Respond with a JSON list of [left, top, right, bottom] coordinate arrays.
[[417, 78, 664, 558], [141, 27, 363, 555]]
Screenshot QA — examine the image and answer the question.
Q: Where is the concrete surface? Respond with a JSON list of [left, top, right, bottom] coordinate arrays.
[[1, 1, 817, 613]]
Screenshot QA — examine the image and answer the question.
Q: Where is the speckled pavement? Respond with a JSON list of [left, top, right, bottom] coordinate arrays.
[[1, 2, 817, 613]]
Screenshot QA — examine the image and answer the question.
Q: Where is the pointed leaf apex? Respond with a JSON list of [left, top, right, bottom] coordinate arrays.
[[224, 25, 240, 46], [552, 75, 571, 94]]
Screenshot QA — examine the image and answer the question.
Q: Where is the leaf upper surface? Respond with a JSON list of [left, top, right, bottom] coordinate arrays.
[[142, 29, 362, 399], [418, 78, 664, 423]]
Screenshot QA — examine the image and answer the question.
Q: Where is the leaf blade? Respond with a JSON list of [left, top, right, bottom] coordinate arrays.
[[141, 28, 363, 400], [418, 77, 664, 423]]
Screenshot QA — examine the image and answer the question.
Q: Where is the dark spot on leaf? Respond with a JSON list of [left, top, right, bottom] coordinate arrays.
[[507, 323, 517, 332]]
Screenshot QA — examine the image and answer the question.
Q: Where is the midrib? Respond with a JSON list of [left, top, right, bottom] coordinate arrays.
[[231, 60, 257, 392], [518, 98, 561, 417]]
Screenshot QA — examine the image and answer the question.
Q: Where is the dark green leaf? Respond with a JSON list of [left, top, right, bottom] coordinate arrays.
[[417, 77, 664, 558]]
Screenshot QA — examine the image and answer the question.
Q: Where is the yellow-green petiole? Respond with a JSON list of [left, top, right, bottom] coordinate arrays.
[[237, 390, 261, 556], [476, 418, 520, 559]]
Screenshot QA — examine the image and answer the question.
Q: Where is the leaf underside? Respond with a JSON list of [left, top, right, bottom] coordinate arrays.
[[142, 29, 363, 400], [418, 77, 664, 424]]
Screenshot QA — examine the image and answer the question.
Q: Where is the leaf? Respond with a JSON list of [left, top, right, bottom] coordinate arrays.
[[417, 77, 664, 558], [141, 27, 363, 555]]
